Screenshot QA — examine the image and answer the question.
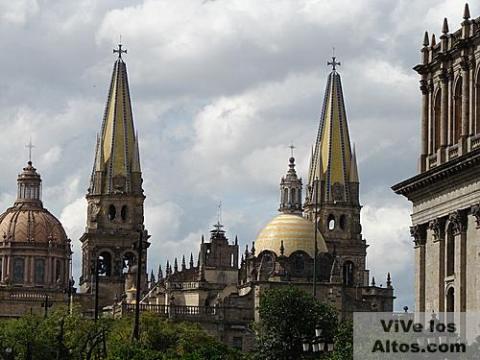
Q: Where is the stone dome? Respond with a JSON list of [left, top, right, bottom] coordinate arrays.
[[255, 213, 328, 258], [0, 204, 68, 244]]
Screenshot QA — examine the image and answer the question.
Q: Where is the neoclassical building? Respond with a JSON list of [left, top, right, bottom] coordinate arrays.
[[0, 161, 72, 317], [393, 4, 480, 312]]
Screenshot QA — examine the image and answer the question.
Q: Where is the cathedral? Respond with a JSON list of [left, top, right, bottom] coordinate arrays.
[[394, 4, 480, 314], [0, 43, 393, 349]]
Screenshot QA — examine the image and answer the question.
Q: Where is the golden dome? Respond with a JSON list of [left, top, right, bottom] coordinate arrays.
[[255, 213, 327, 258], [0, 204, 68, 244]]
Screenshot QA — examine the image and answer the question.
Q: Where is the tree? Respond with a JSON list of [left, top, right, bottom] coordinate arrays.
[[326, 321, 353, 360], [254, 286, 338, 360]]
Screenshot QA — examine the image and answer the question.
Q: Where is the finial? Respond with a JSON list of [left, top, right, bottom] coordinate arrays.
[[431, 33, 436, 47], [189, 253, 194, 268], [174, 258, 178, 273], [201, 234, 204, 244], [442, 18, 449, 34], [181, 255, 186, 270], [216, 201, 223, 227], [464, 3, 471, 20], [251, 241, 255, 256], [25, 138, 35, 165], [245, 244, 249, 258], [289, 143, 296, 158], [327, 48, 341, 71], [234, 235, 238, 245], [113, 43, 127, 59], [387, 272, 392, 287], [371, 277, 376, 286], [157, 264, 163, 280], [423, 31, 429, 47], [280, 240, 285, 256]]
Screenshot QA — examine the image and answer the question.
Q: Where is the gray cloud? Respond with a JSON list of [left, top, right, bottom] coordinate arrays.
[[0, 0, 470, 311]]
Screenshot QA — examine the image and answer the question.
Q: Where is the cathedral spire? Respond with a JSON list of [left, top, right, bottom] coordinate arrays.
[[89, 44, 142, 195], [306, 57, 355, 205]]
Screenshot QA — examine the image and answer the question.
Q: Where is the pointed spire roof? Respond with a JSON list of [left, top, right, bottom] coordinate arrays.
[[464, 3, 471, 20], [90, 44, 142, 195], [423, 31, 429, 47], [442, 18, 449, 34], [307, 57, 354, 203]]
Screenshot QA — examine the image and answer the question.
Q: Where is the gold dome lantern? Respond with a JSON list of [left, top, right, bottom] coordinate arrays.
[[255, 213, 327, 258]]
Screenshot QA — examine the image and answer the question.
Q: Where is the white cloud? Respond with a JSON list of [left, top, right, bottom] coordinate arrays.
[[0, 0, 39, 25]]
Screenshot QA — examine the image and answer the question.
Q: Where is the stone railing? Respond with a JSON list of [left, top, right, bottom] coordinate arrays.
[[448, 144, 459, 160], [113, 303, 253, 323], [471, 134, 480, 150]]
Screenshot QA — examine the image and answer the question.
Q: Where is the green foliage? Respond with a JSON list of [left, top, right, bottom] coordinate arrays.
[[326, 321, 353, 360], [254, 286, 338, 360], [0, 308, 241, 360]]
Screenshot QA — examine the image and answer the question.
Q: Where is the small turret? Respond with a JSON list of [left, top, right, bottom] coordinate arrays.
[[464, 3, 470, 20], [442, 17, 449, 34], [189, 253, 194, 268], [423, 31, 429, 47], [181, 255, 186, 271]]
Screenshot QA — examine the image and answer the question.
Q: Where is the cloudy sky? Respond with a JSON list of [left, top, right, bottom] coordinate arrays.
[[0, 0, 470, 310]]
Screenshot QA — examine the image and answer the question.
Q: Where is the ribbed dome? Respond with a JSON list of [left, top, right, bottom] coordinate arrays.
[[255, 213, 327, 258], [0, 204, 68, 244]]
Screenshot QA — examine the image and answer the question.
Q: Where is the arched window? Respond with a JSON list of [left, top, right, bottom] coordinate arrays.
[[290, 189, 296, 205], [122, 252, 136, 274], [339, 215, 347, 230], [34, 258, 45, 284], [108, 205, 116, 220], [327, 214, 335, 231], [446, 226, 455, 276], [13, 257, 25, 284], [446, 287, 455, 312], [98, 252, 112, 277], [433, 91, 441, 152], [453, 77, 463, 144], [121, 205, 127, 221], [343, 261, 354, 286], [283, 189, 288, 205]]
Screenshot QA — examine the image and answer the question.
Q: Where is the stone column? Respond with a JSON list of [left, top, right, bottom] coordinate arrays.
[[449, 211, 467, 312], [411, 225, 427, 312], [420, 80, 429, 172]]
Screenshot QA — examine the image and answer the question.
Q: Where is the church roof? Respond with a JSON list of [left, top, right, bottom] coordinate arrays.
[[90, 45, 141, 194], [255, 213, 327, 258], [307, 60, 358, 203]]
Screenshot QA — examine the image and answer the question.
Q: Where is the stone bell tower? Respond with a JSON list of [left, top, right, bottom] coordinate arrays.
[[303, 57, 366, 287], [79, 45, 149, 305]]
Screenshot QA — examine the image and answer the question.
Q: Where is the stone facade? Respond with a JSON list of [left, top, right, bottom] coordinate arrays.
[[393, 4, 480, 313]]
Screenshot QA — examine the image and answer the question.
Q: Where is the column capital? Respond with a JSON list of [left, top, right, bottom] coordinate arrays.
[[410, 224, 427, 246], [428, 218, 446, 242], [448, 210, 467, 236], [471, 204, 480, 228]]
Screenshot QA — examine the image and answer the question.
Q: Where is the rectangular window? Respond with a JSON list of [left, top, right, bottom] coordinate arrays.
[[35, 258, 45, 284], [13, 257, 25, 284]]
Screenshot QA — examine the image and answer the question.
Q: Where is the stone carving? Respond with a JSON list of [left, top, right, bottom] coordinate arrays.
[[428, 218, 445, 242], [448, 210, 467, 236], [471, 204, 480, 228], [410, 224, 426, 246]]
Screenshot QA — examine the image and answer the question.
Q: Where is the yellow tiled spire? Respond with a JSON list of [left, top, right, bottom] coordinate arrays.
[[89, 45, 142, 195], [307, 59, 355, 204]]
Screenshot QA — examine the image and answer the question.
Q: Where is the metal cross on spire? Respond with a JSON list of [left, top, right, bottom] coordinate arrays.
[[214, 201, 224, 231], [25, 138, 35, 163], [113, 43, 127, 58], [327, 47, 341, 71], [289, 143, 296, 158]]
